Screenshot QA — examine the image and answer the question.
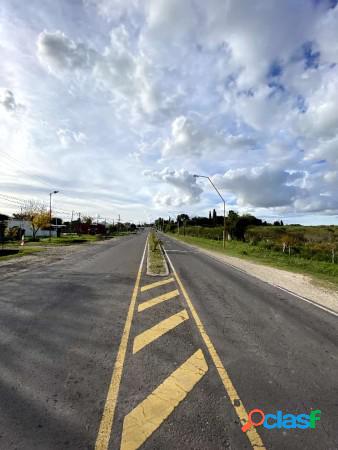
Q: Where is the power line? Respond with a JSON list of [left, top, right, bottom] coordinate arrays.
[[0, 149, 56, 189], [0, 194, 63, 214]]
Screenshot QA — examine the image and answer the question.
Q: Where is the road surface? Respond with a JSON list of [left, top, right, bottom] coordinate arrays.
[[0, 231, 337, 449]]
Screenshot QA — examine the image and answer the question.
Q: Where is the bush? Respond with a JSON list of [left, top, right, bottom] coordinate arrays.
[[170, 224, 338, 264]]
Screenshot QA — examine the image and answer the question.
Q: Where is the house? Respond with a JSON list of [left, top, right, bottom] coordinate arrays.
[[7, 219, 57, 238]]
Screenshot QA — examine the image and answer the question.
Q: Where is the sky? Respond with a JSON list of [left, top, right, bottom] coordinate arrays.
[[0, 0, 338, 225]]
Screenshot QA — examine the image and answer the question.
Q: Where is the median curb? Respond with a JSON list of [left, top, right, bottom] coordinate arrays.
[[146, 239, 169, 277]]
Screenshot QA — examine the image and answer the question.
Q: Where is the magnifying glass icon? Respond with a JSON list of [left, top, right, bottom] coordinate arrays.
[[242, 409, 265, 432]]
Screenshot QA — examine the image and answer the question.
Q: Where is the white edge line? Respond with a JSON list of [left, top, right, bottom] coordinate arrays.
[[162, 236, 338, 319], [273, 284, 338, 317]]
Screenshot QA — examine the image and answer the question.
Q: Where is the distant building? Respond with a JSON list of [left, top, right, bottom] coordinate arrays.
[[73, 222, 107, 235]]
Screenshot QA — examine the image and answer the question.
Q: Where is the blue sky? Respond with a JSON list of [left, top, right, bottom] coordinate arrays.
[[0, 0, 338, 224]]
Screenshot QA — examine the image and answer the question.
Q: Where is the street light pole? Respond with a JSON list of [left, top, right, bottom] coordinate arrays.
[[49, 190, 59, 241], [193, 174, 226, 248]]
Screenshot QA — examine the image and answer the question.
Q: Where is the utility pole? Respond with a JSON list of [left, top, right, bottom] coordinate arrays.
[[71, 210, 74, 233], [194, 174, 226, 248], [20, 206, 24, 232], [49, 190, 59, 242]]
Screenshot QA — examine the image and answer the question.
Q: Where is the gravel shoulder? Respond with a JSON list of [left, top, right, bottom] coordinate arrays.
[[169, 235, 338, 315]]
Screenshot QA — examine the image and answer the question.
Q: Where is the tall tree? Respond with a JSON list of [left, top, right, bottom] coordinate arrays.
[[177, 214, 189, 222], [212, 209, 217, 224], [209, 210, 211, 221], [226, 210, 239, 238], [20, 201, 50, 240], [82, 216, 94, 225]]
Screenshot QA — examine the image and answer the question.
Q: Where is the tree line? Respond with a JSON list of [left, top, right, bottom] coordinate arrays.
[[155, 210, 281, 240]]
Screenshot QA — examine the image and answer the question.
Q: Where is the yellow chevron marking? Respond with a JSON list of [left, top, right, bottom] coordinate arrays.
[[138, 289, 179, 312], [165, 250, 266, 449], [133, 309, 189, 354], [121, 349, 208, 450], [140, 277, 175, 292]]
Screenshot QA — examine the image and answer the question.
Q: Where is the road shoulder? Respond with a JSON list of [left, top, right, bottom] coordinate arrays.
[[165, 234, 338, 315]]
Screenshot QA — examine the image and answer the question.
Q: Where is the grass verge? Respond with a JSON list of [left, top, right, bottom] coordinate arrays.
[[0, 246, 43, 261], [168, 233, 338, 288], [3, 234, 108, 248], [29, 234, 104, 246], [148, 231, 168, 275]]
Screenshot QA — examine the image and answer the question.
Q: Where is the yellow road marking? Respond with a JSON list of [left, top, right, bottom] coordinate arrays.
[[133, 309, 189, 354], [164, 250, 266, 450], [140, 277, 175, 292], [121, 349, 208, 450], [95, 238, 148, 450], [138, 289, 179, 312]]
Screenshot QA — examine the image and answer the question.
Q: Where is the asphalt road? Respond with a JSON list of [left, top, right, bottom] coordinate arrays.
[[0, 230, 337, 450]]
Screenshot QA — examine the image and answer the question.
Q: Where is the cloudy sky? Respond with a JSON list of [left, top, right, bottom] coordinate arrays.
[[1, 0, 338, 224]]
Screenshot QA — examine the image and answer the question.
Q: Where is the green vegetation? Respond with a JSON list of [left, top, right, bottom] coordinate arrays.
[[173, 224, 338, 263], [0, 232, 132, 261], [157, 211, 337, 286], [169, 233, 338, 287], [34, 234, 104, 245], [0, 246, 43, 261], [1, 234, 105, 248], [148, 230, 167, 275]]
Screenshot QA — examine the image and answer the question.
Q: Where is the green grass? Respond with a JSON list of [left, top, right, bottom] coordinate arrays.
[[0, 246, 43, 261], [148, 231, 167, 275], [0, 234, 106, 260], [168, 233, 338, 288], [10, 234, 105, 246]]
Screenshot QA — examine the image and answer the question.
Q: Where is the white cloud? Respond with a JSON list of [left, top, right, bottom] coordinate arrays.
[[324, 170, 338, 184], [160, 115, 246, 159], [144, 167, 202, 206], [1, 0, 338, 222], [37, 31, 97, 73], [37, 27, 175, 119], [213, 166, 303, 208], [0, 88, 25, 113], [0, 89, 17, 111], [84, 0, 139, 22], [225, 134, 256, 150], [297, 66, 338, 139], [293, 195, 338, 214], [315, 4, 338, 63], [196, 0, 316, 87], [57, 128, 88, 148], [308, 136, 338, 167], [162, 116, 207, 158]]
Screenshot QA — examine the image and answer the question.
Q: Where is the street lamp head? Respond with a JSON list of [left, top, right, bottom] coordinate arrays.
[[54, 190, 59, 194], [193, 174, 199, 178]]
